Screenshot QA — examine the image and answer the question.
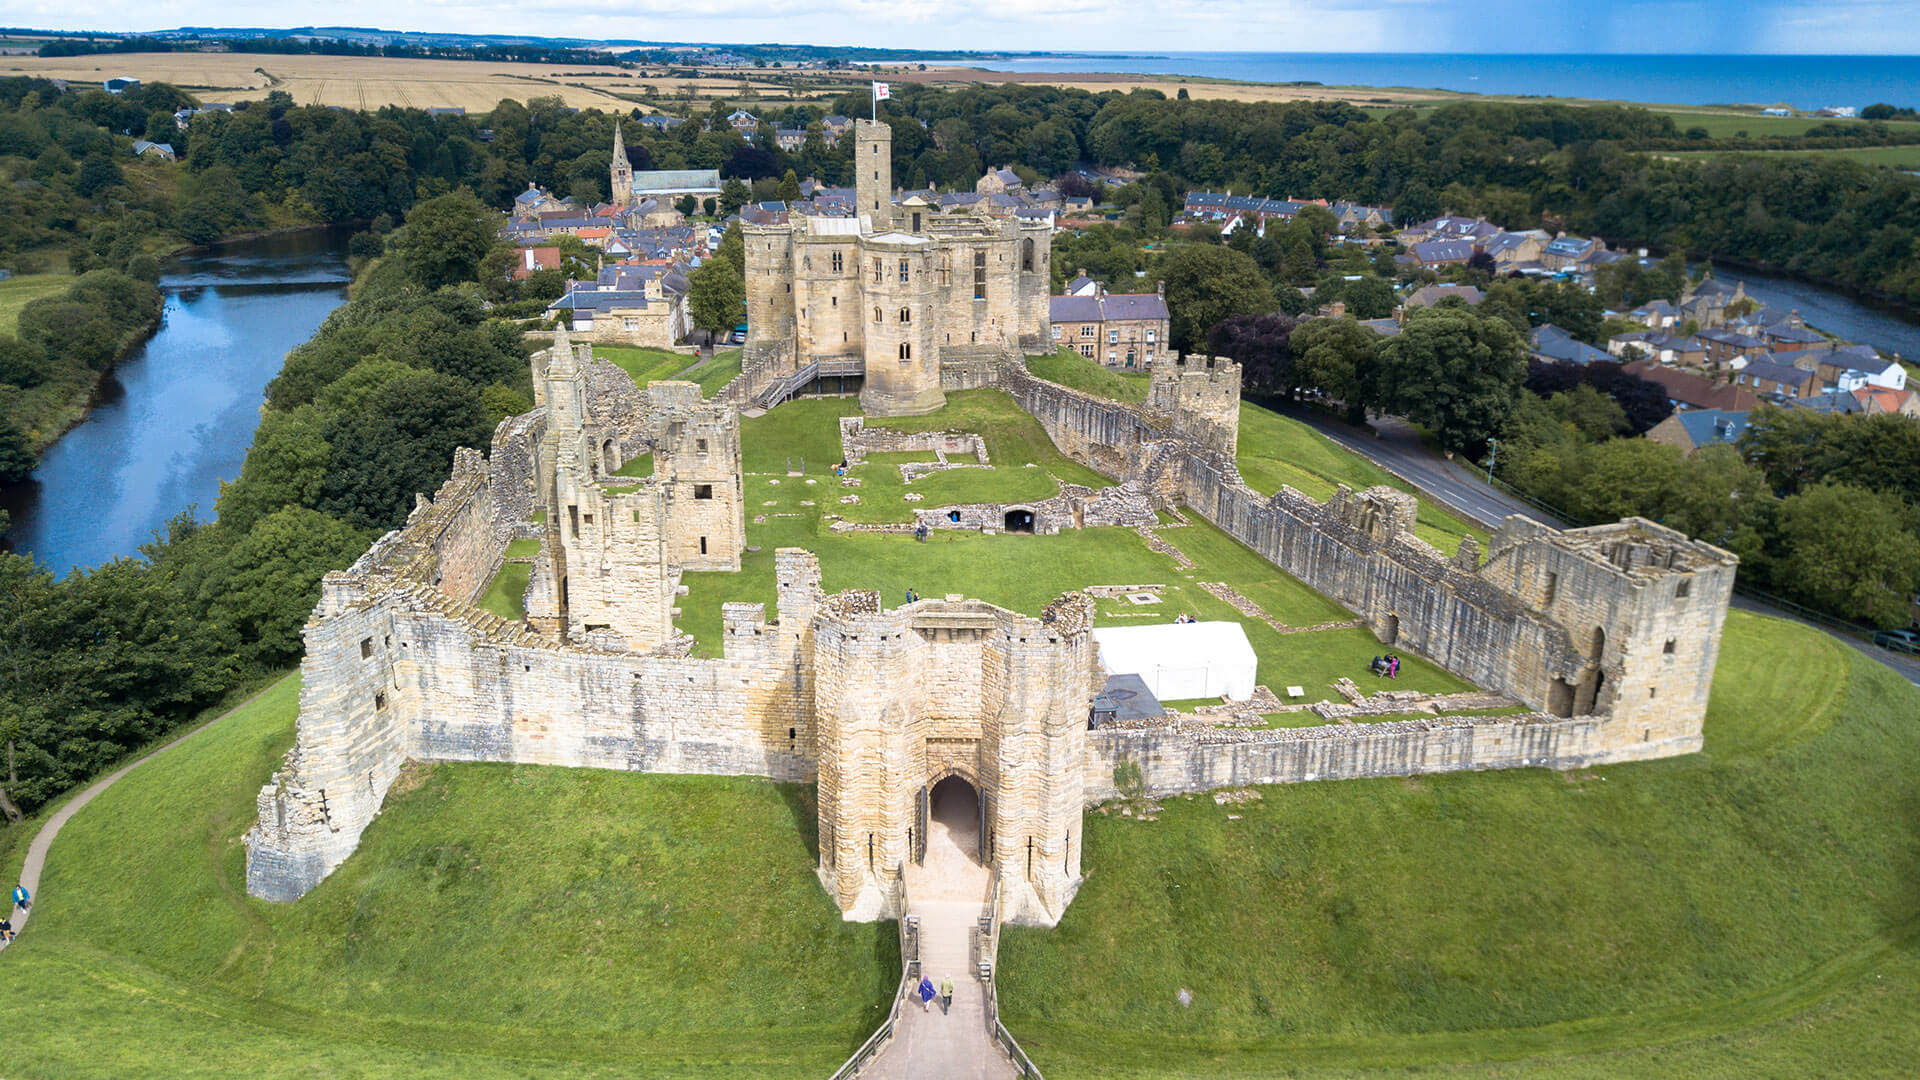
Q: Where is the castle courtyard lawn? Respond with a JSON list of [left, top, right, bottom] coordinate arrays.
[[0, 675, 896, 1079], [477, 560, 531, 621], [999, 611, 1920, 1077]]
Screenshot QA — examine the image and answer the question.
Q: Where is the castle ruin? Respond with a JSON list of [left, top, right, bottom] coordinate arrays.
[[244, 144, 1736, 925]]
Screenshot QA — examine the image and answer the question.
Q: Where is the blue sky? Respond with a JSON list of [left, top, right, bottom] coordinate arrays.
[[19, 0, 1920, 54]]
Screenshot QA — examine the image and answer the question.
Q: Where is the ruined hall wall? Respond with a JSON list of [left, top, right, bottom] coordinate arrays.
[[1084, 711, 1605, 801]]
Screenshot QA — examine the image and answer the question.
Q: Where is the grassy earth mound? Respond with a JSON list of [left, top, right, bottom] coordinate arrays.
[[997, 611, 1920, 1077], [0, 676, 896, 1078]]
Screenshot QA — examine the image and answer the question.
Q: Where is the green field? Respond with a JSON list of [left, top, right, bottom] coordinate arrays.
[[1646, 108, 1920, 138], [999, 611, 1920, 1077], [0, 272, 72, 334], [0, 676, 896, 1079], [1662, 144, 1920, 167]]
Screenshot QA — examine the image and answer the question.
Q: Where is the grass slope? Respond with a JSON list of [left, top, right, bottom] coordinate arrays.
[[0, 272, 72, 334], [1237, 401, 1487, 556], [0, 675, 895, 1078], [999, 612, 1920, 1077], [1025, 347, 1152, 403], [594, 345, 696, 385]]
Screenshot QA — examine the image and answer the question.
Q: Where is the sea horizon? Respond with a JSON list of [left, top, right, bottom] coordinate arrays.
[[953, 51, 1920, 110]]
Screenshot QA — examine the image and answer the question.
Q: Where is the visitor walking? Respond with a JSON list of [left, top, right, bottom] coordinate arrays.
[[11, 884, 26, 911], [939, 974, 955, 1015], [0, 917, 13, 945], [1388, 655, 1399, 679], [918, 975, 935, 1012]]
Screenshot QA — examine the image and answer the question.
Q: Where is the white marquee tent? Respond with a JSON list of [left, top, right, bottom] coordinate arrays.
[[1090, 621, 1258, 702]]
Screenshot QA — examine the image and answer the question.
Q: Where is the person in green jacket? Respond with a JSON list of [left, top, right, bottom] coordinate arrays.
[[938, 974, 955, 1015]]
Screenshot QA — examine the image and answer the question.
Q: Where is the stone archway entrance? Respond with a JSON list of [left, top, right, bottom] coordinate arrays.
[[1003, 508, 1034, 533], [910, 773, 992, 903]]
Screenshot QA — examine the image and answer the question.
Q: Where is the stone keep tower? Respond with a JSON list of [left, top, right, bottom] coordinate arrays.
[[854, 118, 893, 230], [610, 123, 633, 209], [859, 236, 941, 416]]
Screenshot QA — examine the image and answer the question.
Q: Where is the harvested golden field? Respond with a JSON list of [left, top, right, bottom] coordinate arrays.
[[0, 52, 651, 112]]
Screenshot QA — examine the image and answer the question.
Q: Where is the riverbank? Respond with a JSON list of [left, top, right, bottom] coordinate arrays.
[[1, 227, 355, 572], [5, 223, 341, 463]]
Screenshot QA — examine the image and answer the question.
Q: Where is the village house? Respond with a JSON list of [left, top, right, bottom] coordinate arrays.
[[547, 261, 691, 347], [1676, 275, 1750, 329], [1329, 200, 1394, 232], [1783, 390, 1866, 416], [1625, 359, 1761, 412], [1628, 298, 1680, 331], [1697, 328, 1770, 368], [1854, 386, 1920, 418], [1530, 324, 1611, 365], [1734, 357, 1820, 399], [1049, 286, 1172, 369], [820, 115, 854, 144], [1540, 235, 1605, 272], [1404, 283, 1484, 310], [725, 109, 760, 136], [1182, 192, 1305, 226], [1062, 270, 1099, 297], [510, 247, 562, 281], [772, 127, 807, 152], [130, 140, 175, 161], [1407, 239, 1476, 268], [977, 166, 1024, 195], [1482, 230, 1550, 270], [1760, 322, 1827, 351], [1646, 408, 1751, 453], [1399, 215, 1501, 245]]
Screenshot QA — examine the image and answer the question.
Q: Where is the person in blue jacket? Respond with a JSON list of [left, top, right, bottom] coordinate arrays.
[[917, 975, 936, 1012]]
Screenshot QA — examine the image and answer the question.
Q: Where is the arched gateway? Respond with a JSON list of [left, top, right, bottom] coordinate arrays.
[[811, 590, 1096, 925]]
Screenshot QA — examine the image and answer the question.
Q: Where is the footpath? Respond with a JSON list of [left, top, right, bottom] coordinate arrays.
[[2, 679, 285, 947]]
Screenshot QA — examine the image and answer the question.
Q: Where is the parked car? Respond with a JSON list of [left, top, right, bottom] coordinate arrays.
[[1873, 629, 1920, 655]]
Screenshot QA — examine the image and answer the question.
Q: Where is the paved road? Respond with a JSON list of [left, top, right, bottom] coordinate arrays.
[[1277, 403, 1920, 688], [2, 679, 284, 949]]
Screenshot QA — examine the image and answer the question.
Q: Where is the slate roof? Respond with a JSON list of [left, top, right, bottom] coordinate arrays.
[[1406, 284, 1483, 307], [1764, 324, 1826, 345], [1413, 215, 1500, 239], [1670, 409, 1750, 449], [1544, 236, 1596, 259], [1359, 317, 1402, 337], [1530, 324, 1610, 365], [1048, 293, 1169, 323], [1739, 358, 1819, 390], [1184, 192, 1304, 218], [1782, 391, 1864, 415], [1411, 240, 1475, 263], [630, 169, 723, 193]]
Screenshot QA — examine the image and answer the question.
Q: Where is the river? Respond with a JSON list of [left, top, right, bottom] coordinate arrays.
[[1707, 261, 1920, 361], [0, 228, 353, 576]]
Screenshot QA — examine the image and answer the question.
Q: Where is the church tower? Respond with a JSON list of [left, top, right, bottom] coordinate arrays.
[[611, 123, 633, 208]]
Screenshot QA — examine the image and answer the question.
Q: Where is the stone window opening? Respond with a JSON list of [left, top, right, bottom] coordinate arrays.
[[874, 307, 883, 324], [1021, 237, 1035, 272], [899, 307, 911, 323], [569, 505, 579, 538], [831, 250, 844, 273], [899, 343, 912, 361], [1026, 836, 1034, 879], [373, 692, 387, 711], [1663, 638, 1676, 655], [1676, 579, 1691, 598], [697, 438, 709, 454], [700, 536, 709, 555], [899, 259, 910, 283], [384, 635, 390, 647], [695, 484, 713, 499], [1543, 571, 1558, 605], [360, 637, 373, 659], [973, 249, 986, 299], [872, 258, 883, 283], [831, 295, 837, 307], [868, 833, 876, 871]]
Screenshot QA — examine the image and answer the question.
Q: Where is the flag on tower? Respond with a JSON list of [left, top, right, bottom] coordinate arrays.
[[872, 81, 891, 101]]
